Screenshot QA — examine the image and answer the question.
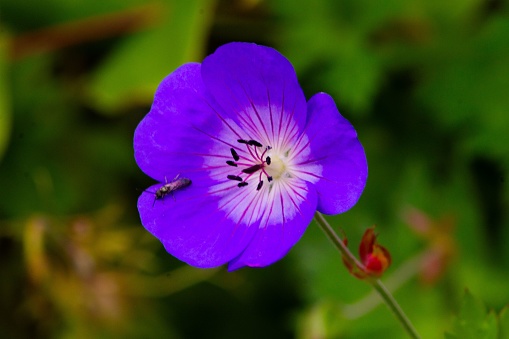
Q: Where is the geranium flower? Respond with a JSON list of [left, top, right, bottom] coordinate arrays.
[[134, 42, 367, 270]]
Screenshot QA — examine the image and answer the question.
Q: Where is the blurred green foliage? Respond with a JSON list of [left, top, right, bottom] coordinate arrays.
[[1, 0, 509, 338], [446, 290, 500, 339]]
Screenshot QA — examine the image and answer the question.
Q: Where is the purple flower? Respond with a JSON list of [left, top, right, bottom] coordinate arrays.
[[134, 42, 367, 270]]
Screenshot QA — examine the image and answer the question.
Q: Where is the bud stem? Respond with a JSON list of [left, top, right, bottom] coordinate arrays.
[[314, 212, 421, 339]]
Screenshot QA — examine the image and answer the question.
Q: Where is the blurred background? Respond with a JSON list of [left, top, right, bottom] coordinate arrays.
[[1, 0, 508, 338]]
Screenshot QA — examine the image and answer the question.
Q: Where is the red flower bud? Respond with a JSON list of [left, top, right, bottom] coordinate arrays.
[[342, 227, 391, 279]]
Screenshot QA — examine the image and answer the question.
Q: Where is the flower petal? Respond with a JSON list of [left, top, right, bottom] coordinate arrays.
[[134, 63, 229, 182], [227, 180, 317, 270], [201, 42, 307, 148], [138, 183, 259, 268], [359, 227, 376, 262], [299, 93, 368, 214]]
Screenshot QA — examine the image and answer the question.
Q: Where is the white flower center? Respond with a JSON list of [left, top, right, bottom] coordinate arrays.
[[264, 153, 289, 180], [204, 120, 323, 226]]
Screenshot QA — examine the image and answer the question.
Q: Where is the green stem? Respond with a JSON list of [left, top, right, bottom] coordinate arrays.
[[314, 212, 421, 339]]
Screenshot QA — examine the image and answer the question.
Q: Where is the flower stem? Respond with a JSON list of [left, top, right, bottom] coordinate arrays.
[[314, 212, 421, 339]]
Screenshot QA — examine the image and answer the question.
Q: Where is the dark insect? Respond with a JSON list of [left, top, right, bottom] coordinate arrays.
[[152, 175, 192, 206]]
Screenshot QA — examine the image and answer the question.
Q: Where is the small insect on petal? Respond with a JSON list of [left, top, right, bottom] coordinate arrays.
[[152, 175, 192, 206]]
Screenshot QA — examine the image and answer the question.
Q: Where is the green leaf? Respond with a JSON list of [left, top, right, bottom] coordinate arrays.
[[87, 0, 216, 114], [448, 290, 498, 339]]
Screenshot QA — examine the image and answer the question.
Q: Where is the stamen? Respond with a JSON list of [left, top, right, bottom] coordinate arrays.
[[230, 148, 240, 161], [226, 140, 276, 189], [247, 140, 262, 147], [242, 164, 262, 174]]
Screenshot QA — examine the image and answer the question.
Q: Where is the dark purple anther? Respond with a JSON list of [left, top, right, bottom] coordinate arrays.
[[230, 148, 240, 161], [242, 164, 262, 174], [247, 140, 262, 147]]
